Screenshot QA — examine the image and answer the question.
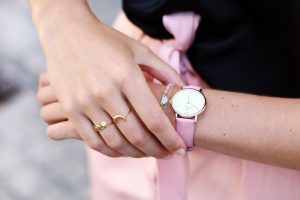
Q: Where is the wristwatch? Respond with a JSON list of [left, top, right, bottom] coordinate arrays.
[[170, 86, 206, 151]]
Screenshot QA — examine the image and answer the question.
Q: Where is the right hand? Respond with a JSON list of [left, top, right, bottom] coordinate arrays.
[[34, 3, 185, 158], [38, 72, 180, 158]]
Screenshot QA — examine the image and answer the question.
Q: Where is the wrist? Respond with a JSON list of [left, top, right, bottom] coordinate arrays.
[[148, 83, 180, 127], [30, 0, 99, 42], [30, 0, 85, 24], [166, 86, 181, 127]]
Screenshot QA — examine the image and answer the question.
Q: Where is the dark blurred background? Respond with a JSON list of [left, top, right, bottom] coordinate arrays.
[[0, 1, 121, 199]]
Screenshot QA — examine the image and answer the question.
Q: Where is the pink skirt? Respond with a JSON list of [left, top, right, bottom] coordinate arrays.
[[88, 147, 300, 200]]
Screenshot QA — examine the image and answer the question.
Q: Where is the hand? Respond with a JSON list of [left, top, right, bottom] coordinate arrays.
[[31, 2, 187, 159], [38, 72, 81, 141], [30, 0, 188, 159], [38, 72, 179, 158]]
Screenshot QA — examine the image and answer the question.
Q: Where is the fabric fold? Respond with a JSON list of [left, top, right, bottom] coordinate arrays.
[[153, 12, 207, 200]]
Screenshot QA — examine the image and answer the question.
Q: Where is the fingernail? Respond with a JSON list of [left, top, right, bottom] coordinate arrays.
[[174, 148, 186, 156], [163, 155, 172, 160]]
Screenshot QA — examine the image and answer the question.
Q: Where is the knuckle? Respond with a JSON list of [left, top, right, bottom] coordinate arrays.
[[154, 151, 169, 159], [61, 100, 78, 116], [103, 151, 121, 158], [77, 94, 92, 109], [167, 139, 183, 152], [113, 67, 132, 83], [40, 71, 47, 80], [131, 152, 145, 158], [86, 136, 120, 157], [36, 90, 43, 103], [119, 68, 137, 91], [137, 45, 154, 62], [141, 45, 152, 56], [92, 84, 111, 101], [147, 116, 165, 133], [107, 138, 123, 152], [130, 135, 145, 148], [40, 107, 48, 122], [87, 139, 104, 152], [135, 43, 151, 57], [39, 73, 45, 84], [46, 127, 60, 141]]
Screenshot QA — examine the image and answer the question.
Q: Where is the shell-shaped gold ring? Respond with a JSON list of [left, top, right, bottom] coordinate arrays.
[[94, 121, 113, 132], [113, 110, 131, 124]]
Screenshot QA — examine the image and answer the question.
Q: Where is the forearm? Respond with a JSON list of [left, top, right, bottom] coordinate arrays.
[[195, 89, 300, 170], [151, 83, 300, 170]]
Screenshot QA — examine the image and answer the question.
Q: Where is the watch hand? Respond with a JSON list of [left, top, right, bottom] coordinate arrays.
[[187, 94, 196, 107], [187, 94, 191, 104], [190, 102, 200, 110]]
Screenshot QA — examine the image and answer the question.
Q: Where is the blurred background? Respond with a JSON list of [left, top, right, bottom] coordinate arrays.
[[0, 0, 121, 199]]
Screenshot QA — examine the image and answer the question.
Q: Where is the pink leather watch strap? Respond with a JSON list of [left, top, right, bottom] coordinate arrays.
[[176, 118, 196, 151], [179, 85, 201, 151], [156, 154, 188, 200]]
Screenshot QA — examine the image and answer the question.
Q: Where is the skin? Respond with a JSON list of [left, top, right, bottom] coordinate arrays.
[[38, 73, 300, 170], [29, 0, 187, 159], [32, 0, 300, 170]]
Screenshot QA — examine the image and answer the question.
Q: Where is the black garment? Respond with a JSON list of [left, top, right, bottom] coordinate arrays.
[[123, 0, 300, 97]]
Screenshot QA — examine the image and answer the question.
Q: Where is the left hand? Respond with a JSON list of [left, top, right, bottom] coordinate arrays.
[[38, 72, 81, 140]]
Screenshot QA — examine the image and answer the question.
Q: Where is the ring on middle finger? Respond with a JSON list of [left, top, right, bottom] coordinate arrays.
[[112, 110, 131, 124]]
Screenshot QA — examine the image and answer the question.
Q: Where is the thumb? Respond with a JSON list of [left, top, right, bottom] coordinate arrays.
[[136, 47, 184, 86]]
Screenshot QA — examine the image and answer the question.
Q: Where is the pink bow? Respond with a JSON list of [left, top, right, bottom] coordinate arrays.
[[158, 12, 209, 87]]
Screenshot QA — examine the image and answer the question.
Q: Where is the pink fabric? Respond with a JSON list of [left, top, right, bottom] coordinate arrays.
[[156, 155, 188, 200], [157, 13, 209, 88], [87, 12, 300, 200], [156, 13, 202, 200]]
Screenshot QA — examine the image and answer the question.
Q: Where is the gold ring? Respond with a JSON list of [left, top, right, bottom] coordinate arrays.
[[94, 121, 113, 132], [112, 110, 131, 124]]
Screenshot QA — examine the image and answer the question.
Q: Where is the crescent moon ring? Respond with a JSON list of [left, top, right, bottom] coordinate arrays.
[[112, 110, 131, 124]]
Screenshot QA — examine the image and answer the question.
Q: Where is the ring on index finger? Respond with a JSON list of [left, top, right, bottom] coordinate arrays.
[[94, 121, 113, 132]]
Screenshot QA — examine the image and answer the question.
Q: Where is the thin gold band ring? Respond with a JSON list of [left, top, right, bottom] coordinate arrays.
[[94, 121, 113, 132], [112, 110, 131, 124]]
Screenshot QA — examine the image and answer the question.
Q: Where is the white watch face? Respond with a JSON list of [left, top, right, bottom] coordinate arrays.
[[171, 88, 206, 118]]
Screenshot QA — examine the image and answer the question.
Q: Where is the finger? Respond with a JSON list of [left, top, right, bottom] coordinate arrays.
[[135, 45, 184, 86], [37, 85, 58, 106], [47, 120, 81, 140], [85, 104, 145, 158], [122, 68, 186, 153], [39, 71, 50, 88], [143, 71, 154, 82], [40, 102, 68, 125], [69, 114, 121, 157], [100, 89, 170, 159]]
